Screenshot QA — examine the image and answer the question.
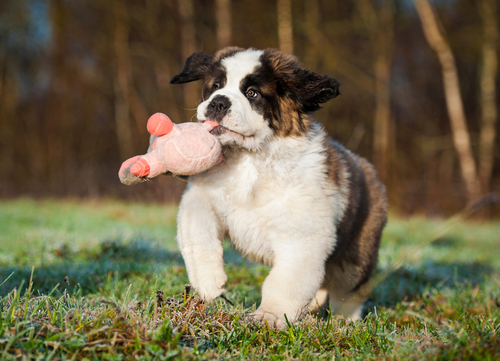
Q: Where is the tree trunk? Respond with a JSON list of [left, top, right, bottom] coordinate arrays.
[[355, 0, 394, 185], [304, 0, 320, 68], [113, 0, 148, 135], [414, 0, 481, 202], [0, 57, 17, 195], [277, 0, 293, 54], [216, 0, 232, 49], [114, 74, 134, 160], [178, 0, 199, 113], [47, 0, 68, 194], [373, 50, 392, 184], [478, 0, 498, 193]]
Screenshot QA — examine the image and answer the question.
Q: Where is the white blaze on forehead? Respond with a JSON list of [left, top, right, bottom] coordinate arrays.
[[221, 49, 263, 89]]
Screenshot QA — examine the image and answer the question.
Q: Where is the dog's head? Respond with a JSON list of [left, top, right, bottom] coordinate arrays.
[[171, 47, 340, 150]]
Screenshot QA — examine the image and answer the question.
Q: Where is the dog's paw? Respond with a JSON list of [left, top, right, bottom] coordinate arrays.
[[193, 269, 227, 303], [248, 308, 287, 329]]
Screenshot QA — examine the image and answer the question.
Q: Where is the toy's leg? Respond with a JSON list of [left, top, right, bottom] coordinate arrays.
[[119, 155, 142, 178], [129, 153, 167, 178], [119, 155, 148, 185], [147, 113, 174, 136], [177, 187, 227, 302]]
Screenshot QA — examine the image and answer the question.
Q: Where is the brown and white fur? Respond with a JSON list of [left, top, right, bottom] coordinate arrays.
[[170, 47, 387, 328]]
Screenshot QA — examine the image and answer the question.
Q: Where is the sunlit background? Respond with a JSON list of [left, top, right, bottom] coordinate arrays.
[[0, 2, 499, 358], [0, 0, 498, 215]]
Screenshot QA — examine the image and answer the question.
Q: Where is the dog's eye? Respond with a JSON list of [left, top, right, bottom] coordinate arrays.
[[213, 83, 220, 90], [246, 89, 259, 98]]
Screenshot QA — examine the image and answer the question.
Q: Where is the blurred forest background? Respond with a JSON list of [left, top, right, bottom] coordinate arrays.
[[0, 0, 499, 216]]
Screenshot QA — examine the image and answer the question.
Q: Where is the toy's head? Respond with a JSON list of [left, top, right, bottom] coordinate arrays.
[[155, 121, 223, 176]]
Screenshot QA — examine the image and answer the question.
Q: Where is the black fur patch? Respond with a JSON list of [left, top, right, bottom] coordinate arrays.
[[323, 141, 388, 293], [239, 49, 340, 136], [170, 52, 214, 84]]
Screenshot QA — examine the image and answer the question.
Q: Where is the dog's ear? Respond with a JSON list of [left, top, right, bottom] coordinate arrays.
[[170, 52, 214, 84], [289, 68, 340, 112]]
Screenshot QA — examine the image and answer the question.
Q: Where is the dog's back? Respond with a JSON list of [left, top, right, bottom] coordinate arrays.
[[314, 139, 387, 318]]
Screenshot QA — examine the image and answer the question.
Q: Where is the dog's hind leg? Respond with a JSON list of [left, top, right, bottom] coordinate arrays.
[[322, 263, 373, 321], [308, 288, 329, 313]]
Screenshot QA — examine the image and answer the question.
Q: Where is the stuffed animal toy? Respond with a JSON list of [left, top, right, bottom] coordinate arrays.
[[119, 113, 222, 185]]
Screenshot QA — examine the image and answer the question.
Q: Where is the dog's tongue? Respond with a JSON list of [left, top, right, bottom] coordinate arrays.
[[203, 120, 220, 129]]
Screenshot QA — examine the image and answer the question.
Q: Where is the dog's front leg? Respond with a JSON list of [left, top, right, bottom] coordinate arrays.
[[177, 187, 227, 302], [250, 242, 329, 329]]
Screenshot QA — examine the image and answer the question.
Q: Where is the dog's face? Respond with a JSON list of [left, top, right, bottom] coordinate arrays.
[[171, 47, 340, 150]]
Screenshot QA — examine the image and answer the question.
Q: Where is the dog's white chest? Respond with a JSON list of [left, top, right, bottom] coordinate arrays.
[[192, 145, 337, 265], [216, 155, 283, 261]]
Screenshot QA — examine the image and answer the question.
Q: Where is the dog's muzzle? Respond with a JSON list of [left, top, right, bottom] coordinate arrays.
[[206, 96, 231, 122]]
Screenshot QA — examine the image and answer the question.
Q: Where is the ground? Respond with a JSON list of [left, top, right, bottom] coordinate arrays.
[[0, 198, 499, 360]]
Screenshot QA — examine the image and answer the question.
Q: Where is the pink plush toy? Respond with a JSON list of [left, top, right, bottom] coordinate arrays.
[[119, 113, 222, 185]]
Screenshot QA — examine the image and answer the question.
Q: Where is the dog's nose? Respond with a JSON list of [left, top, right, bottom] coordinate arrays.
[[208, 96, 231, 114]]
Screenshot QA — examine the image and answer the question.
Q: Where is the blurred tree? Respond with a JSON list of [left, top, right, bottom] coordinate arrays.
[[113, 0, 148, 137], [478, 0, 498, 193], [302, 0, 321, 68], [355, 0, 395, 185], [177, 0, 198, 111], [277, 0, 293, 54], [0, 1, 21, 193], [414, 0, 481, 202], [113, 0, 137, 160], [216, 0, 232, 48], [0, 0, 498, 214]]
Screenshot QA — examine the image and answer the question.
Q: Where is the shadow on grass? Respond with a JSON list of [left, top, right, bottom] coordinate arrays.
[[0, 239, 256, 298], [2, 238, 495, 313], [0, 239, 185, 297], [370, 261, 496, 308]]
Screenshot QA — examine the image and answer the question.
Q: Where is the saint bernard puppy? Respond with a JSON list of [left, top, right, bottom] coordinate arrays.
[[170, 47, 387, 328]]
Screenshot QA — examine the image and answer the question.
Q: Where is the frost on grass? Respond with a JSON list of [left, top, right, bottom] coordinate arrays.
[[0, 282, 246, 359], [2, 277, 499, 360], [1, 202, 500, 359]]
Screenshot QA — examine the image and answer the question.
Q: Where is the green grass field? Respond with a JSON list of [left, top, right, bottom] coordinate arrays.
[[0, 199, 499, 360]]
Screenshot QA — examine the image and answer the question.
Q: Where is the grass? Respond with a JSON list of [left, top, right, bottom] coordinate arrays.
[[0, 198, 499, 360]]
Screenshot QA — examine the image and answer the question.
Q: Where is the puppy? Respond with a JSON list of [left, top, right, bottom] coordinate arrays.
[[170, 47, 387, 328]]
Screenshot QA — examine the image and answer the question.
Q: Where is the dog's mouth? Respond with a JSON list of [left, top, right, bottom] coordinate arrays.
[[202, 120, 249, 138], [210, 124, 230, 136]]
